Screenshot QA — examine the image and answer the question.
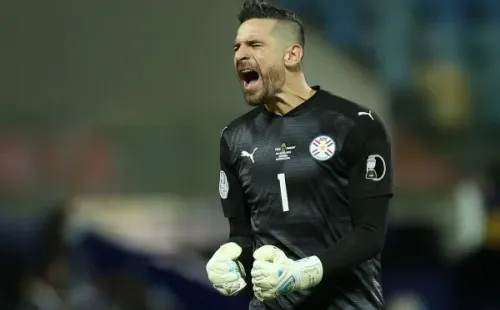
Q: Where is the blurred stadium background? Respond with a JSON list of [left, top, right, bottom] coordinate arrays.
[[1, 0, 499, 309]]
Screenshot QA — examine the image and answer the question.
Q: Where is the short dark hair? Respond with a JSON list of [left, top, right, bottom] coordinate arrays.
[[237, 0, 305, 47]]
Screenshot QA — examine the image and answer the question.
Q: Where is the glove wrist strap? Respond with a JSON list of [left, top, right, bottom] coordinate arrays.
[[296, 256, 324, 289]]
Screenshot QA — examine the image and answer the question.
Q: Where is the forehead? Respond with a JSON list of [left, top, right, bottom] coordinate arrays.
[[235, 19, 277, 43]]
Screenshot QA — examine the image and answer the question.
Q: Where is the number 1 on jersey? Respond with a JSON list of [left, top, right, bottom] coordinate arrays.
[[277, 173, 289, 212]]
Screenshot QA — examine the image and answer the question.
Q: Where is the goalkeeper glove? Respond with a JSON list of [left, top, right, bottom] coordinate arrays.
[[206, 242, 247, 296], [251, 245, 323, 301]]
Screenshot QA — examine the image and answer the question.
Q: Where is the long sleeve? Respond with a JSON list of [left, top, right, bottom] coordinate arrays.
[[219, 132, 253, 279], [317, 114, 393, 277], [316, 196, 389, 277]]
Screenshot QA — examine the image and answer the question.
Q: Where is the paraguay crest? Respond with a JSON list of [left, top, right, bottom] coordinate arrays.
[[309, 135, 336, 161]]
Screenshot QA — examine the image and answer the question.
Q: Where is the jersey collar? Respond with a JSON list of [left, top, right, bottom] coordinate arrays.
[[261, 86, 323, 118]]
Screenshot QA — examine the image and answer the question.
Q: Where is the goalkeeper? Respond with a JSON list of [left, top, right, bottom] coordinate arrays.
[[206, 1, 393, 309]]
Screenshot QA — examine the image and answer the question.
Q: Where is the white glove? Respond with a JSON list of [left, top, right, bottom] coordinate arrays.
[[206, 242, 247, 296], [251, 245, 323, 301]]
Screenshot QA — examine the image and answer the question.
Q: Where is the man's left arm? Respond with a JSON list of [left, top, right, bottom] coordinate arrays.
[[316, 115, 393, 278]]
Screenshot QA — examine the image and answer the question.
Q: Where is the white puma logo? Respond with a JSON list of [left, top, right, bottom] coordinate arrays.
[[358, 111, 374, 120], [241, 148, 258, 163]]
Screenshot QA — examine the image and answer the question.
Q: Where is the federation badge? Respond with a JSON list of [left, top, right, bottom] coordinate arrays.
[[309, 135, 336, 161], [366, 154, 386, 181], [219, 170, 229, 199]]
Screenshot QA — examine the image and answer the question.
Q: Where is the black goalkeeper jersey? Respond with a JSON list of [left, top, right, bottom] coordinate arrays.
[[218, 87, 393, 310]]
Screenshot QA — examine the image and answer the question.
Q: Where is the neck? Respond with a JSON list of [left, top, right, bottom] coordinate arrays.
[[265, 74, 315, 115]]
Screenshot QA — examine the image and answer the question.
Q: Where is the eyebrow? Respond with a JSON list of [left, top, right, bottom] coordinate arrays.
[[234, 39, 263, 47]]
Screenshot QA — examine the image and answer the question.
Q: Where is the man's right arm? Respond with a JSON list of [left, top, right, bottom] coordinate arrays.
[[219, 133, 253, 280]]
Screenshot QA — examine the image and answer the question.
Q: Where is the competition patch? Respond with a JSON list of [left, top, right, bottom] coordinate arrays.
[[366, 154, 386, 181], [309, 135, 336, 161], [219, 170, 229, 199]]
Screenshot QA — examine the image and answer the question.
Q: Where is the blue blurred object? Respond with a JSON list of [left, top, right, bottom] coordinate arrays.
[[371, 0, 415, 91], [0, 204, 66, 308], [148, 265, 250, 310], [274, 0, 362, 53], [317, 0, 362, 53], [383, 266, 457, 310], [79, 233, 250, 309]]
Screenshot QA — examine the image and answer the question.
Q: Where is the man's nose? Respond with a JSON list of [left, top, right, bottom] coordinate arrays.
[[235, 47, 250, 63]]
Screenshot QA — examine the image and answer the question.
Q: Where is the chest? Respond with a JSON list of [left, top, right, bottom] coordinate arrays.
[[234, 117, 348, 194]]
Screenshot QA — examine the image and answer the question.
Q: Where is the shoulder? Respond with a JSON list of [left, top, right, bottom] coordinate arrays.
[[317, 90, 389, 141], [220, 106, 262, 142]]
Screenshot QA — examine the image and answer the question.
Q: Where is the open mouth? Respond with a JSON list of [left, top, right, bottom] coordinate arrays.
[[240, 69, 260, 88]]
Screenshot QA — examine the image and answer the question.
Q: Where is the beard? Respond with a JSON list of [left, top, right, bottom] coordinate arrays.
[[243, 65, 285, 106]]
